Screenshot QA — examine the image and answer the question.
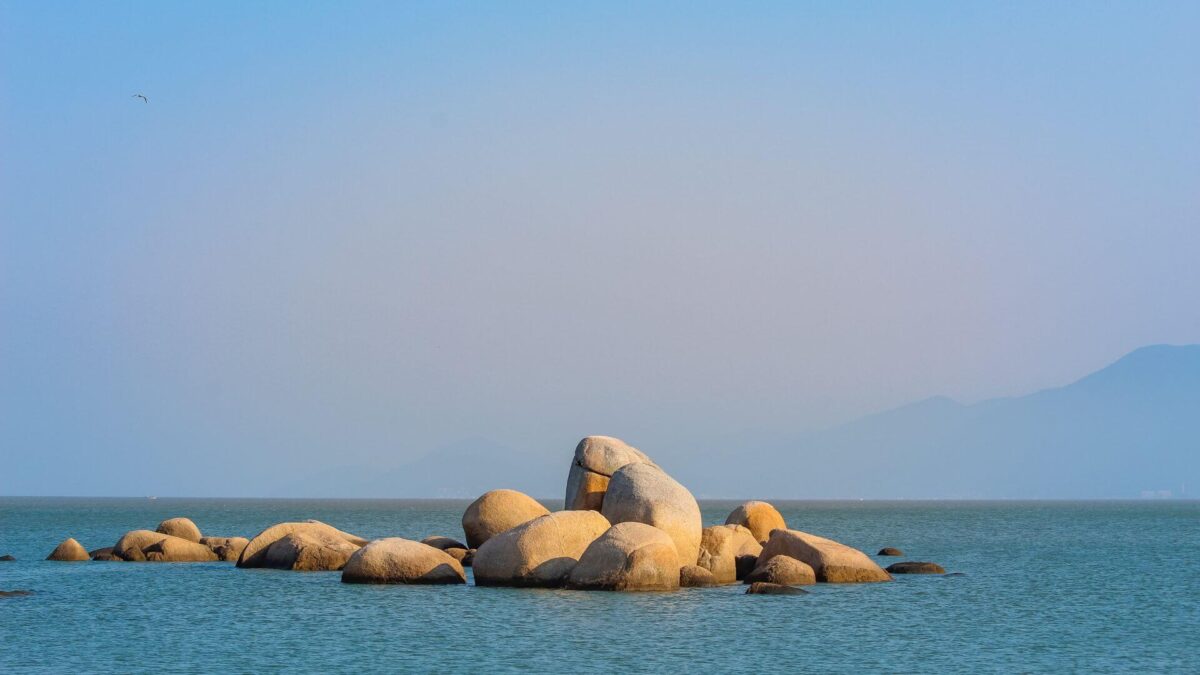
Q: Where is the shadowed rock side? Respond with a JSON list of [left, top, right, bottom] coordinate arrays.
[[600, 463, 702, 566], [262, 531, 359, 571], [461, 489, 551, 550], [724, 501, 787, 544], [200, 537, 249, 562], [156, 517, 202, 543], [421, 536, 467, 551], [238, 522, 365, 568], [567, 522, 681, 591], [473, 510, 610, 588], [886, 561, 946, 574], [758, 529, 891, 583], [877, 547, 904, 556], [46, 538, 89, 561], [89, 547, 118, 561], [745, 555, 816, 585], [564, 436, 657, 511], [696, 524, 762, 584], [342, 538, 466, 584], [113, 530, 219, 562], [680, 565, 718, 588], [746, 582, 808, 595]]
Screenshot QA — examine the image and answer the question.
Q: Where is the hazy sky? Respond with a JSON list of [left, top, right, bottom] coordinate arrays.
[[2, 2, 1198, 496]]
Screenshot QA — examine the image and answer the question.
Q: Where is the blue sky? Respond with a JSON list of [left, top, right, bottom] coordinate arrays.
[[2, 2, 1198, 495]]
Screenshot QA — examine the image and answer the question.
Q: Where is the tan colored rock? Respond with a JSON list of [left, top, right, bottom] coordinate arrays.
[[262, 530, 358, 571], [724, 501, 787, 544], [745, 582, 808, 595], [46, 538, 89, 561], [341, 538, 466, 584], [238, 522, 364, 568], [113, 530, 217, 562], [567, 522, 681, 591], [473, 510, 610, 587], [89, 547, 118, 561], [156, 517, 202, 543], [877, 547, 904, 556], [461, 489, 550, 549], [304, 520, 368, 546], [600, 463, 701, 565], [200, 536, 249, 562], [758, 529, 891, 583], [680, 564, 717, 588], [696, 524, 763, 584], [886, 561, 946, 574], [745, 555, 816, 585], [421, 536, 467, 551], [565, 436, 657, 510], [444, 547, 470, 564]]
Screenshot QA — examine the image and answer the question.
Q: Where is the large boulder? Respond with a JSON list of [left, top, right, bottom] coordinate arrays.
[[342, 538, 466, 584], [565, 436, 657, 511], [461, 489, 550, 550], [724, 501, 787, 544], [758, 529, 891, 583], [567, 522, 681, 591], [113, 530, 218, 562], [46, 538, 89, 561], [156, 517, 202, 543], [473, 510, 610, 587], [886, 561, 946, 575], [304, 520, 368, 546], [237, 522, 364, 568], [200, 536, 249, 562], [262, 531, 358, 571], [696, 524, 762, 584], [600, 463, 701, 565], [745, 555, 816, 585]]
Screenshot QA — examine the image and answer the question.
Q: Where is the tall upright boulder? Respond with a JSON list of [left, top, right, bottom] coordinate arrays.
[[156, 517, 202, 543], [758, 529, 891, 583], [46, 538, 89, 561], [461, 489, 550, 550], [567, 522, 681, 591], [472, 510, 610, 587], [600, 463, 701, 565], [724, 501, 787, 544], [565, 436, 657, 511]]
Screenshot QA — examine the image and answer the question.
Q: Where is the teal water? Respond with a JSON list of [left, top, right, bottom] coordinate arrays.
[[1, 498, 1197, 673]]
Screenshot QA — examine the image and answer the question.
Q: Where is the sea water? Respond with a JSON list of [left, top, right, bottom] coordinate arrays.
[[1, 498, 1197, 673]]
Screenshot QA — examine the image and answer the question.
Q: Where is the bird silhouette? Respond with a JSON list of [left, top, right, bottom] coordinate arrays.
[[132, 93, 148, 103]]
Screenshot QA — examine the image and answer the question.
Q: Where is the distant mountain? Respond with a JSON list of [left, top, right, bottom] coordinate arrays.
[[705, 344, 1200, 499]]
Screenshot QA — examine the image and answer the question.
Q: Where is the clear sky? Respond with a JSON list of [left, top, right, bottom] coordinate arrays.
[[2, 2, 1198, 496]]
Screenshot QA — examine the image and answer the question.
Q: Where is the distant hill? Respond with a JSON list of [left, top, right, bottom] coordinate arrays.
[[699, 344, 1200, 499]]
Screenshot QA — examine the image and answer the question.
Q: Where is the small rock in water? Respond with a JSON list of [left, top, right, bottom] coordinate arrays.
[[943, 572, 966, 577], [877, 547, 904, 556], [0, 554, 15, 561], [680, 565, 718, 588], [745, 582, 808, 595], [1, 590, 34, 597], [46, 538, 89, 561], [745, 555, 816, 586], [885, 561, 946, 574]]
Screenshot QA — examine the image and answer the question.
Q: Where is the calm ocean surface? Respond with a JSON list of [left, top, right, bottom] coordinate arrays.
[[1, 498, 1196, 673]]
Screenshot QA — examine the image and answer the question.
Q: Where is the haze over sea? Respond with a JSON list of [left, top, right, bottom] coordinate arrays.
[[2, 498, 1197, 673]]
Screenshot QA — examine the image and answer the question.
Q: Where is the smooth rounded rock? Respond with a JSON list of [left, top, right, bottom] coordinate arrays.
[[745, 555, 816, 585], [565, 436, 657, 511], [473, 510, 610, 587], [47, 538, 89, 561], [600, 463, 701, 566], [680, 564, 718, 588], [156, 517, 202, 543], [143, 536, 221, 562], [759, 529, 891, 583], [238, 522, 364, 568], [421, 536, 467, 551], [262, 531, 358, 571], [567, 522, 681, 591], [877, 547, 904, 556], [725, 501, 787, 544], [462, 489, 551, 550], [697, 524, 762, 584], [342, 538, 466, 584], [745, 582, 808, 595], [200, 537, 249, 562], [886, 561, 946, 574]]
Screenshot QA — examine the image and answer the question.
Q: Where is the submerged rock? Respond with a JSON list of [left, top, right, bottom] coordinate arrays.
[[46, 538, 89, 561], [156, 517, 202, 543], [567, 522, 681, 592], [473, 510, 610, 588], [886, 561, 946, 575], [943, 572, 967, 577], [565, 436, 657, 511], [0, 590, 34, 597], [724, 501, 787, 544], [238, 522, 364, 568], [877, 547, 904, 556], [342, 538, 466, 584], [0, 554, 15, 561], [745, 582, 808, 595], [600, 463, 702, 566], [758, 529, 891, 583], [696, 524, 761, 584], [461, 489, 551, 550], [745, 555, 816, 586], [680, 564, 718, 588]]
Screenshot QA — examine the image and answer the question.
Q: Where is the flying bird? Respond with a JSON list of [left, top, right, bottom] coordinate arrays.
[[132, 93, 148, 103]]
